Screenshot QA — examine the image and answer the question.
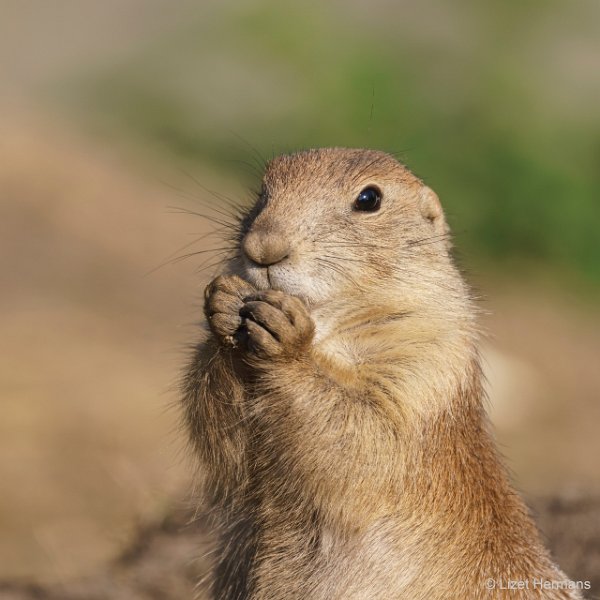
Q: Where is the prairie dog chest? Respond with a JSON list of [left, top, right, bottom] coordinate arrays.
[[308, 520, 427, 600]]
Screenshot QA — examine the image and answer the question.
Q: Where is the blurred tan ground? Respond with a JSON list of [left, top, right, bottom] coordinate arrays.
[[483, 293, 600, 495], [0, 112, 599, 584], [0, 112, 216, 582]]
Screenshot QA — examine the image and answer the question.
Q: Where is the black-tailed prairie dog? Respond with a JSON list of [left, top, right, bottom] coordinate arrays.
[[182, 148, 584, 599]]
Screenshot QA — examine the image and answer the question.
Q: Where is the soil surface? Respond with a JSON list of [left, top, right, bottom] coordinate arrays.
[[1, 495, 598, 599]]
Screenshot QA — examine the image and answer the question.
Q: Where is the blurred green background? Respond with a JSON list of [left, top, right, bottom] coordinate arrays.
[[1, 0, 599, 585], [60, 0, 600, 286]]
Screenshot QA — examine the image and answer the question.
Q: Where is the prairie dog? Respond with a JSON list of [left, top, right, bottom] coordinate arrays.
[[182, 149, 582, 599]]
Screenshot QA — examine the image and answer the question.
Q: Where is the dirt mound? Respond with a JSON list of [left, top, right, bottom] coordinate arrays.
[[533, 495, 600, 595], [1, 495, 598, 599], [0, 506, 211, 600]]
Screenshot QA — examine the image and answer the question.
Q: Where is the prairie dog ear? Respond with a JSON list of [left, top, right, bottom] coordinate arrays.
[[419, 186, 446, 231]]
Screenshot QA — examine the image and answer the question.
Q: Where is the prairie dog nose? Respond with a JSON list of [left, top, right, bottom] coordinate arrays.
[[243, 230, 290, 266]]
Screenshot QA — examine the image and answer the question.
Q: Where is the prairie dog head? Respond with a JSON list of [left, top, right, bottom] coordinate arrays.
[[231, 148, 464, 317]]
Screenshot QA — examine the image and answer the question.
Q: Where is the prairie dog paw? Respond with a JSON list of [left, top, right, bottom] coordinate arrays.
[[238, 290, 315, 360], [204, 275, 256, 346]]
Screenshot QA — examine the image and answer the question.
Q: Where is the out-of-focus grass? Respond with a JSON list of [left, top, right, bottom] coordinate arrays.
[[57, 0, 600, 285]]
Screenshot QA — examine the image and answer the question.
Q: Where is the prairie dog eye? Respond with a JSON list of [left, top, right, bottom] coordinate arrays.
[[353, 186, 382, 212]]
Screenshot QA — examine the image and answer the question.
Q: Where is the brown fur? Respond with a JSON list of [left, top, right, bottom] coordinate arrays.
[[182, 149, 583, 599]]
